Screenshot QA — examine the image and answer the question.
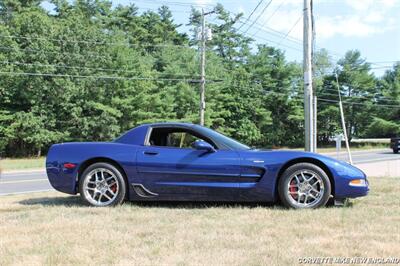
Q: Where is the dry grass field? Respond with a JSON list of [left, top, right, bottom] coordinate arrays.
[[0, 177, 399, 265]]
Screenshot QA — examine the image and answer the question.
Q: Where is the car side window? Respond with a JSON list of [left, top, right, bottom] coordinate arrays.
[[148, 128, 206, 149], [166, 132, 202, 148]]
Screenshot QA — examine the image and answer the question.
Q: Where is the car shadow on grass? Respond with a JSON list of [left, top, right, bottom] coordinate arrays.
[[18, 196, 280, 209], [128, 201, 279, 209], [19, 196, 82, 207], [18, 197, 352, 209], [127, 200, 352, 209]]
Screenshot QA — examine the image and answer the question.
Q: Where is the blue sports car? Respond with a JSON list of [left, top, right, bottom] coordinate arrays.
[[46, 122, 369, 208]]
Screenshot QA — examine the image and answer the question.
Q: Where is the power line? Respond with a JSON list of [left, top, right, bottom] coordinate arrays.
[[230, 9, 350, 62], [319, 87, 373, 96], [242, 16, 337, 61], [244, 17, 341, 61], [368, 60, 400, 64], [245, 20, 396, 68], [277, 14, 302, 46], [0, 46, 111, 61], [250, 0, 286, 38], [1, 2, 395, 68], [236, 17, 306, 50], [316, 91, 400, 103], [237, 13, 304, 46], [236, 0, 265, 31], [130, 0, 215, 8], [136, 7, 192, 14], [236, 18, 303, 52], [1, 11, 395, 75], [318, 98, 400, 108], [0, 34, 193, 49], [0, 61, 202, 77], [262, 90, 400, 108], [0, 46, 200, 67], [237, 26, 303, 52], [0, 71, 210, 83], [242, 0, 274, 35], [0, 8, 340, 64], [369, 65, 397, 70]]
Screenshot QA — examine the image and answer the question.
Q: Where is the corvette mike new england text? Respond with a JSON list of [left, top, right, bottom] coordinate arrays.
[[298, 257, 400, 264]]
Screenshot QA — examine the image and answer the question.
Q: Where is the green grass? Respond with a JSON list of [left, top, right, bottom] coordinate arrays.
[[0, 177, 399, 265], [0, 157, 45, 171]]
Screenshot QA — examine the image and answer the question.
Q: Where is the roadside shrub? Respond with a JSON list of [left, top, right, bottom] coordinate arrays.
[[364, 117, 400, 138]]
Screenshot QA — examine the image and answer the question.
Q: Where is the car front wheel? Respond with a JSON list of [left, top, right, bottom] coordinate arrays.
[[278, 163, 331, 209], [79, 162, 126, 207]]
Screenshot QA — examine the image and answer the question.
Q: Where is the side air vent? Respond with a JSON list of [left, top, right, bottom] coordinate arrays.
[[131, 183, 159, 198]]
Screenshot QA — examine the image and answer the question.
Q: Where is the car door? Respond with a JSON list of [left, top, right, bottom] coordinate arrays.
[[135, 127, 242, 200]]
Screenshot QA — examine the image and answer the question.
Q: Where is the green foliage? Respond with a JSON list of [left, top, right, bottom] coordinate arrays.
[[0, 1, 397, 157], [377, 63, 400, 122], [319, 50, 379, 141], [364, 117, 400, 138]]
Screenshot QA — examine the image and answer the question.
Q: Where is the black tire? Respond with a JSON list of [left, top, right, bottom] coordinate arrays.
[[278, 163, 331, 209], [79, 162, 126, 207], [394, 149, 398, 154]]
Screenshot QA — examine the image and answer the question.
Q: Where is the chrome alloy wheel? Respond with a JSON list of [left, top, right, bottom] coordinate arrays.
[[287, 170, 325, 208], [83, 168, 119, 206]]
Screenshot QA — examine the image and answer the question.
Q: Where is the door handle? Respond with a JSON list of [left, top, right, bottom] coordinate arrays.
[[144, 151, 159, 156]]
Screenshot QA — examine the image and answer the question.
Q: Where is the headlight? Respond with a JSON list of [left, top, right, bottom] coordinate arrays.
[[349, 179, 368, 187]]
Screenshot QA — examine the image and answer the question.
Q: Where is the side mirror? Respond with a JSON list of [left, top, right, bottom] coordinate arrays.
[[192, 140, 216, 152]]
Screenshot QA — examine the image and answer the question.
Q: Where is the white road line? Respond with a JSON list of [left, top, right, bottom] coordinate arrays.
[[1, 172, 46, 177], [0, 178, 48, 184], [0, 189, 54, 196], [355, 158, 400, 164], [320, 149, 391, 156]]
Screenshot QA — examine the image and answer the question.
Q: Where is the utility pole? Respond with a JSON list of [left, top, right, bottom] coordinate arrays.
[[199, 8, 206, 126], [303, 0, 314, 152], [198, 9, 214, 126], [313, 96, 317, 152]]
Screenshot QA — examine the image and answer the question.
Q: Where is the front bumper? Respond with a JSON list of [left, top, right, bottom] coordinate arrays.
[[344, 178, 369, 198], [330, 161, 369, 199]]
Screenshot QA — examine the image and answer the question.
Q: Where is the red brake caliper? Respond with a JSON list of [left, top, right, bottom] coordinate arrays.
[[110, 184, 117, 193], [289, 180, 297, 199]]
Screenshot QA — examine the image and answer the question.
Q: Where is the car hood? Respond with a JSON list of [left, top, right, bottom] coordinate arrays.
[[242, 149, 366, 178]]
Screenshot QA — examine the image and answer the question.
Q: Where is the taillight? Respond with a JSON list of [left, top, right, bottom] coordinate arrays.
[[63, 163, 76, 169]]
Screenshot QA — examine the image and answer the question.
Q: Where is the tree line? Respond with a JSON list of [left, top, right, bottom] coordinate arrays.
[[0, 0, 399, 157]]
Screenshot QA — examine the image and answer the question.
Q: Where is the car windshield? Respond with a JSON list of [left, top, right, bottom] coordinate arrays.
[[194, 126, 251, 150]]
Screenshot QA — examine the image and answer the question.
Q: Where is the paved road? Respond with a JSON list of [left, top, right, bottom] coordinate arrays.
[[325, 148, 399, 164], [0, 149, 398, 196], [0, 170, 52, 196]]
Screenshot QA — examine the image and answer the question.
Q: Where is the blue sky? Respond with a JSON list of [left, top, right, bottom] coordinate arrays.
[[43, 0, 400, 76]]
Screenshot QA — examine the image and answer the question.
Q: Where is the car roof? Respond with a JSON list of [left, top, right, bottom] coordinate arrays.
[[145, 122, 196, 128]]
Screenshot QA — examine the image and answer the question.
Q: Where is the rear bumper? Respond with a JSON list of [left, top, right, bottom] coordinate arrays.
[[46, 160, 78, 195]]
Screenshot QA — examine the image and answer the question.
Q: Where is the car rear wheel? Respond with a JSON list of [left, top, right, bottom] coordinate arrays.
[[278, 163, 331, 209], [394, 149, 398, 154], [79, 162, 126, 207]]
